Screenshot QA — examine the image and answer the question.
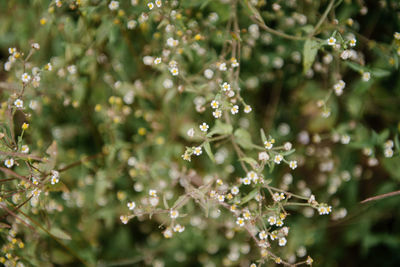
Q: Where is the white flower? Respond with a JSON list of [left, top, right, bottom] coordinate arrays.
[[278, 237, 287, 246], [4, 158, 14, 168], [274, 154, 283, 164], [187, 128, 195, 137], [170, 209, 179, 219], [247, 171, 258, 183], [154, 57, 162, 65], [211, 100, 219, 109], [167, 37, 179, 47], [258, 151, 269, 161], [394, 32, 400, 40], [108, 1, 119, 10], [244, 105, 252, 113], [163, 228, 173, 238], [219, 62, 227, 71], [127, 20, 137, 29], [120, 215, 129, 224], [170, 67, 179, 76], [333, 80, 346, 96], [21, 73, 31, 83], [199, 122, 209, 132], [272, 192, 285, 202], [221, 82, 231, 91], [149, 197, 159, 206], [327, 37, 336, 46], [236, 217, 245, 227], [155, 0, 162, 7], [149, 189, 157, 197], [230, 105, 239, 115], [173, 224, 185, 233], [127, 201, 136, 210], [231, 186, 239, 195], [217, 194, 225, 202], [349, 38, 357, 47], [204, 69, 214, 79], [317, 204, 332, 215], [259, 230, 268, 240], [241, 177, 251, 185], [147, 2, 154, 9], [67, 65, 77, 74], [51, 170, 60, 185], [340, 135, 351, 144], [384, 148, 393, 158], [362, 72, 371, 82], [385, 140, 394, 148], [193, 146, 202, 156], [268, 216, 277, 225], [14, 99, 23, 108], [284, 142, 292, 151], [289, 160, 297, 170], [212, 109, 222, 118], [21, 145, 29, 154]]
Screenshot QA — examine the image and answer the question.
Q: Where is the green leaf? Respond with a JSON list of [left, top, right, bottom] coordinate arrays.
[[50, 227, 72, 240], [239, 157, 258, 167], [234, 128, 254, 150], [395, 134, 399, 152], [207, 120, 233, 137], [371, 68, 391, 78], [204, 142, 215, 162], [303, 39, 319, 73], [260, 128, 267, 143], [241, 188, 259, 204]]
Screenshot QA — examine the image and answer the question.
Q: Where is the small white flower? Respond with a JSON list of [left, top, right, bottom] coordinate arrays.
[[149, 189, 157, 197], [230, 105, 239, 115], [21, 73, 31, 83], [127, 201, 136, 210], [327, 37, 336, 46], [170, 209, 179, 219], [155, 0, 162, 8], [259, 230, 268, 240], [120, 215, 129, 224], [221, 82, 231, 91], [384, 148, 393, 158], [247, 171, 258, 183], [127, 20, 137, 29], [341, 135, 351, 144], [333, 80, 346, 96], [258, 152, 269, 161], [193, 146, 202, 156], [211, 100, 219, 109], [231, 186, 239, 195], [147, 2, 154, 9], [108, 0, 119, 10], [241, 177, 251, 185], [394, 32, 400, 40], [170, 67, 179, 76], [4, 158, 14, 168], [318, 204, 332, 215], [14, 99, 23, 108], [173, 224, 185, 233], [51, 170, 60, 185], [31, 43, 40, 50], [278, 237, 287, 246], [187, 128, 195, 137], [274, 154, 283, 164], [264, 141, 273, 150], [212, 109, 222, 118], [268, 216, 277, 225], [289, 160, 297, 170], [284, 142, 292, 151], [217, 194, 225, 202], [219, 63, 227, 71], [349, 38, 357, 47], [151, 57, 161, 65], [199, 122, 209, 132], [362, 72, 371, 82], [244, 105, 252, 113], [204, 69, 214, 79], [21, 145, 29, 154], [236, 217, 245, 227]]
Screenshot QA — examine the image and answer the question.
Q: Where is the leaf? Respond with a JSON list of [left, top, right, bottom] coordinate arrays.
[[241, 189, 259, 204], [163, 194, 169, 209], [395, 134, 399, 152], [260, 128, 267, 143], [303, 39, 319, 73], [50, 227, 72, 240], [207, 120, 232, 137], [234, 128, 254, 150], [204, 142, 215, 162], [371, 68, 391, 78], [239, 157, 258, 167]]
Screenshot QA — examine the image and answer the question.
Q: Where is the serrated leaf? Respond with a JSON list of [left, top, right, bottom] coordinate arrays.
[[50, 227, 71, 240], [234, 128, 254, 150], [303, 39, 319, 73], [204, 142, 215, 162]]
